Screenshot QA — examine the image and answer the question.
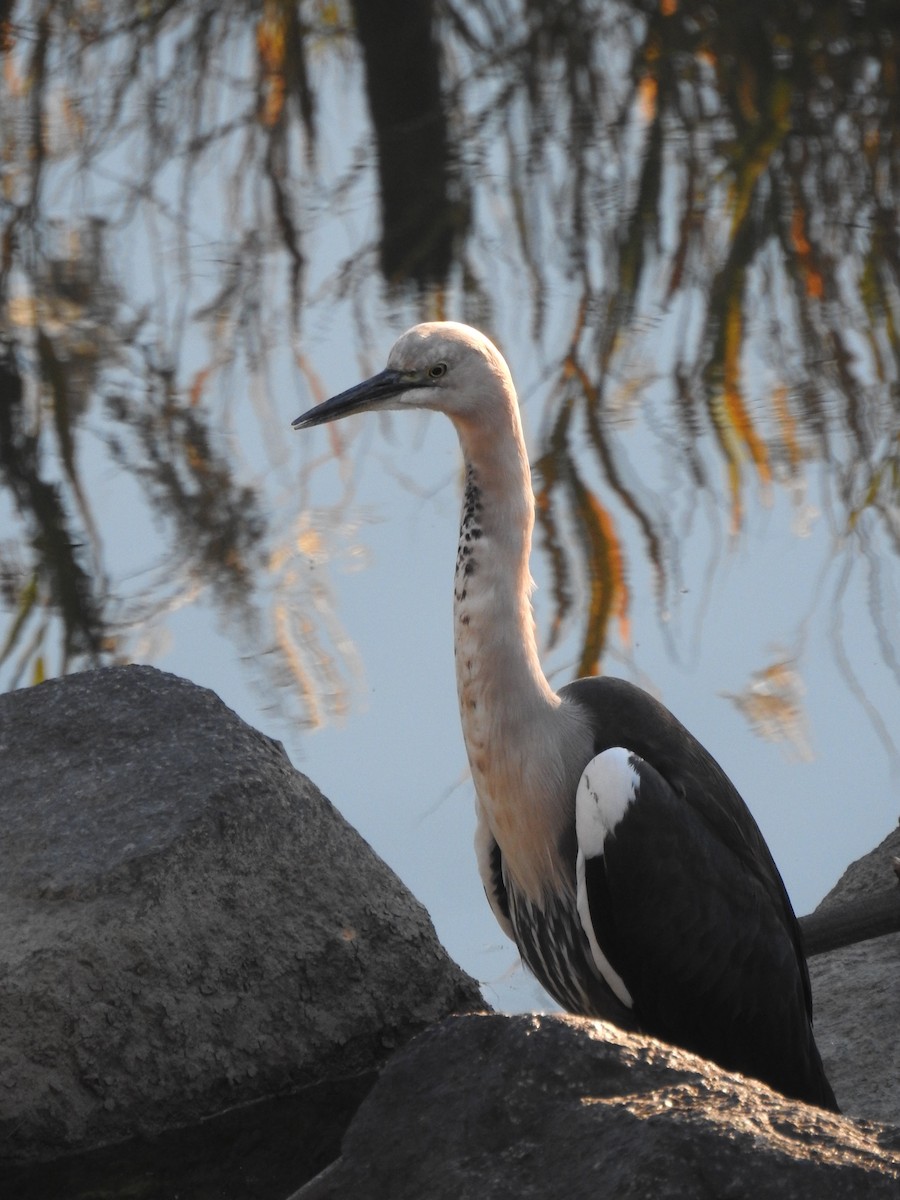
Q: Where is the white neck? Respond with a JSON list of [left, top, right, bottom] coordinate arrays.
[[449, 402, 589, 901]]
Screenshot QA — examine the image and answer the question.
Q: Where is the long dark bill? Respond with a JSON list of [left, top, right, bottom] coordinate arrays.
[[292, 368, 414, 429]]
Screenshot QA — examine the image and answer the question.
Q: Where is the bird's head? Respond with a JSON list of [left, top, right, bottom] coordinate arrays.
[[292, 322, 516, 431]]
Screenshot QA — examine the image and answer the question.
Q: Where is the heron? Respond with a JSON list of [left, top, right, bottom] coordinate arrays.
[[292, 322, 838, 1111]]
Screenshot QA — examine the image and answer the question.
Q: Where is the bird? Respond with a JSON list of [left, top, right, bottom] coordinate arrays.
[[292, 321, 838, 1111]]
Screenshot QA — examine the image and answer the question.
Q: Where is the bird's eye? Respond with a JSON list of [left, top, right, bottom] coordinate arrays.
[[429, 362, 448, 379]]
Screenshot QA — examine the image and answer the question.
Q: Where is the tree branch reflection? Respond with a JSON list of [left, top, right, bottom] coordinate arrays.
[[0, 0, 896, 742]]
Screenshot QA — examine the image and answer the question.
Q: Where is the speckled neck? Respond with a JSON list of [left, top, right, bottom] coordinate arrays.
[[452, 426, 554, 730], [449, 408, 587, 901]]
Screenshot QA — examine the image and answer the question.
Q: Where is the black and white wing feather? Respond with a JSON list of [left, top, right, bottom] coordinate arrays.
[[564, 676, 837, 1110]]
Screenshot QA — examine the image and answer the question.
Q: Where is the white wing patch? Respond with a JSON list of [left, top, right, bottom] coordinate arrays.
[[575, 747, 640, 1009]]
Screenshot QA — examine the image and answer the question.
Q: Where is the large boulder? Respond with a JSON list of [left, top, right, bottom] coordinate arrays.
[[809, 823, 900, 1125], [0, 666, 482, 1174], [291, 1012, 900, 1200]]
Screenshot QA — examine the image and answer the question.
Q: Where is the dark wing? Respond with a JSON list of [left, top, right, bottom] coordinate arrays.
[[563, 676, 837, 1110], [561, 676, 809, 1004], [475, 809, 514, 940]]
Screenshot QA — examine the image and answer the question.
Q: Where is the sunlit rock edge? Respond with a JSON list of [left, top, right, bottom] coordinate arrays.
[[288, 1012, 900, 1200]]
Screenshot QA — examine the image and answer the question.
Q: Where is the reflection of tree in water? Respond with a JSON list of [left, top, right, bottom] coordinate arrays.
[[465, 0, 900, 679], [0, 1, 897, 733]]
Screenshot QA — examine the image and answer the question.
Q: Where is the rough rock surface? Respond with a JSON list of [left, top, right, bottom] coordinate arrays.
[[292, 1012, 900, 1200], [809, 822, 900, 1126], [0, 665, 482, 1167]]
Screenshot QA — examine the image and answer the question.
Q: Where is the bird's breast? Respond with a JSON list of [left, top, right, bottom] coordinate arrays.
[[455, 626, 586, 903]]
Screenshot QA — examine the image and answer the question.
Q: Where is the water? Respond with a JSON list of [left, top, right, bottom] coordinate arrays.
[[1, 1, 898, 1014]]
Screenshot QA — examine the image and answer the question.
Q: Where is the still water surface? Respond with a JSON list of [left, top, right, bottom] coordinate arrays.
[[1, 2, 898, 1009]]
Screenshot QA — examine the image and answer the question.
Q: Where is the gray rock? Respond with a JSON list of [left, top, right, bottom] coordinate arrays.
[[815, 824, 900, 910], [0, 665, 483, 1166], [292, 1012, 900, 1200], [809, 823, 900, 1125]]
